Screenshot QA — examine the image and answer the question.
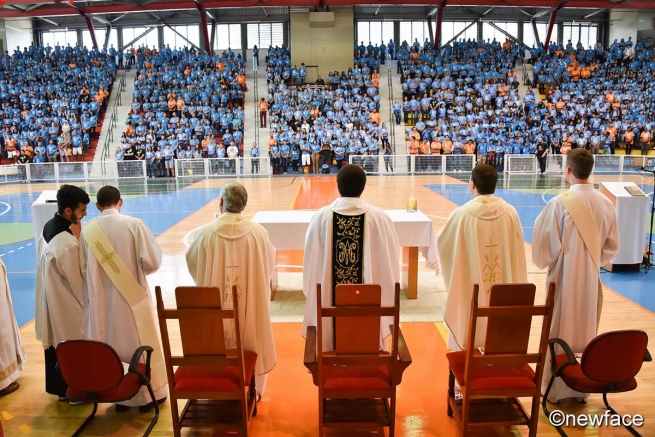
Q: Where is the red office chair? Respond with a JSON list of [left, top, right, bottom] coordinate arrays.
[[542, 330, 652, 437], [56, 340, 159, 437]]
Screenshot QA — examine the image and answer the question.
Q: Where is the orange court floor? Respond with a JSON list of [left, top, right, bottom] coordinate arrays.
[[1, 174, 655, 436]]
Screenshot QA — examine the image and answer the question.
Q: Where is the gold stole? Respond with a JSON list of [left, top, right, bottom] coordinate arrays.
[[557, 191, 603, 327], [83, 219, 167, 391]]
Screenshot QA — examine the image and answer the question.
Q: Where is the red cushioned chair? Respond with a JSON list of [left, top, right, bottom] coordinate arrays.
[[543, 330, 652, 437], [446, 283, 555, 437], [303, 283, 411, 437], [155, 285, 257, 437], [56, 340, 159, 437]]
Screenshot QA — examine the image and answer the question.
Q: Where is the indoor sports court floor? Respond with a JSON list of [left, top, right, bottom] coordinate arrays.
[[0, 173, 654, 436]]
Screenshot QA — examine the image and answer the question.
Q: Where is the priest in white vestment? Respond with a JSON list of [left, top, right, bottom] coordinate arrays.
[[35, 185, 90, 402], [79, 186, 167, 411], [437, 164, 527, 351], [533, 149, 618, 403], [186, 180, 277, 397], [302, 164, 400, 351], [0, 258, 26, 397]]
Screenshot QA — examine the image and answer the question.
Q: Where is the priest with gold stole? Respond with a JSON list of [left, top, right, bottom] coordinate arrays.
[[302, 164, 400, 351], [186, 181, 277, 398], [437, 164, 527, 351], [79, 185, 167, 411], [533, 149, 618, 403]]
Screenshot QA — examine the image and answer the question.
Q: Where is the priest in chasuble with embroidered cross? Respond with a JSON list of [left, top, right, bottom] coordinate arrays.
[[533, 149, 618, 403], [437, 164, 527, 351], [186, 181, 277, 397], [79, 186, 167, 410], [302, 164, 400, 351]]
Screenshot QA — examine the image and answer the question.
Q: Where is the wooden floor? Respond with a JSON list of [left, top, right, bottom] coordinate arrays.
[[1, 174, 655, 437]]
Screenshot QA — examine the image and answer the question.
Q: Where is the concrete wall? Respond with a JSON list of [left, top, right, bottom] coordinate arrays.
[[290, 7, 354, 82], [609, 11, 655, 44], [2, 19, 34, 52]]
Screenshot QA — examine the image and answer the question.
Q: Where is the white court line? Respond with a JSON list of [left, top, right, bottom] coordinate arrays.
[[541, 187, 560, 204], [17, 246, 23, 250], [7, 250, 14, 254], [0, 201, 11, 217]]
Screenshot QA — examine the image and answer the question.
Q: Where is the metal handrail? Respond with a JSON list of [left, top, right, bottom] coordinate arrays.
[[387, 53, 396, 152], [252, 67, 260, 149]]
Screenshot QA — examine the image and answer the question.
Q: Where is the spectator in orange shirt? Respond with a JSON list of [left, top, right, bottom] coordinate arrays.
[[369, 109, 381, 125], [623, 130, 635, 156], [259, 98, 268, 128], [640, 130, 651, 155]]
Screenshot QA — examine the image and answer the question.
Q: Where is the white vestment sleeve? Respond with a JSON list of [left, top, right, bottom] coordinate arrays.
[[56, 243, 85, 306], [532, 200, 562, 270], [136, 221, 162, 275], [600, 215, 619, 265]]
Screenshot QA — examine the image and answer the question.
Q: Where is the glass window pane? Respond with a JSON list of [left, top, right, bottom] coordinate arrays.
[[247, 23, 259, 49], [369, 21, 382, 46], [357, 22, 369, 45], [382, 21, 394, 45], [399, 22, 412, 45], [259, 23, 271, 49], [271, 22, 284, 47]]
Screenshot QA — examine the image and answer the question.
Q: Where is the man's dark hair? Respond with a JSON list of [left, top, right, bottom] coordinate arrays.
[[96, 185, 122, 207], [337, 164, 367, 198], [566, 148, 594, 180], [470, 164, 498, 195], [57, 184, 90, 214]]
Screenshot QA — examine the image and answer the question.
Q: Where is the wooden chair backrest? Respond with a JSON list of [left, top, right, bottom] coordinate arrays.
[[484, 283, 537, 355], [317, 283, 400, 368], [155, 286, 244, 382], [466, 283, 555, 374]]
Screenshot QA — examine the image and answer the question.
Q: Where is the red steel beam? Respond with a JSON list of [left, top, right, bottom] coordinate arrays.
[[544, 0, 568, 49], [194, 1, 211, 53], [84, 15, 98, 49], [0, 0, 654, 19], [434, 0, 448, 48]]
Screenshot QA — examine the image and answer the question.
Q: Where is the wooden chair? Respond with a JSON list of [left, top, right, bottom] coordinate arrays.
[[446, 283, 555, 437], [155, 285, 257, 437], [303, 283, 412, 437]]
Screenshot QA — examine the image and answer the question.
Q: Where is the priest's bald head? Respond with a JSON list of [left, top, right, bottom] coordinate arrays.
[[469, 164, 498, 196], [220, 181, 248, 214], [337, 164, 366, 198]]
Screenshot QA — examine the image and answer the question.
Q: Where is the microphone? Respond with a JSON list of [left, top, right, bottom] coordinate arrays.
[[641, 167, 655, 173]]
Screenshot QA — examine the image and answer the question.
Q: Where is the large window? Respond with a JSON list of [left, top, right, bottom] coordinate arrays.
[[246, 23, 284, 49], [163, 25, 200, 50], [82, 28, 118, 51], [563, 23, 598, 49], [356, 21, 394, 46], [481, 22, 518, 44], [399, 21, 430, 46], [122, 27, 159, 49], [211, 23, 241, 51], [441, 21, 478, 44], [522, 22, 559, 48], [41, 30, 77, 48]]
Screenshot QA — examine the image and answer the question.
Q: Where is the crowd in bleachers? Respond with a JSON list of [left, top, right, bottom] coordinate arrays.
[[264, 46, 392, 174], [0, 44, 115, 167], [529, 37, 654, 157], [120, 45, 246, 177], [396, 36, 654, 174]]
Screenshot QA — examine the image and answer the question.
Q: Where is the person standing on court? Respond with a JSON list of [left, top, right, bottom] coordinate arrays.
[[436, 164, 527, 351], [35, 184, 90, 403], [302, 164, 400, 351], [536, 139, 548, 175], [0, 257, 26, 397], [79, 185, 167, 412], [186, 181, 277, 398], [533, 148, 619, 403]]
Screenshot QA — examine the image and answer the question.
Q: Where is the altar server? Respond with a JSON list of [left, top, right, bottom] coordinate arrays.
[[437, 164, 527, 351], [79, 185, 167, 411], [302, 164, 400, 351], [0, 258, 26, 396], [35, 184, 89, 401], [186, 180, 277, 397], [533, 148, 618, 403]]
